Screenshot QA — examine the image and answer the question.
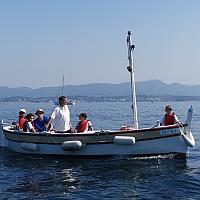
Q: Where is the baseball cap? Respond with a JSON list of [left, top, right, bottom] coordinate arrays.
[[19, 109, 26, 114]]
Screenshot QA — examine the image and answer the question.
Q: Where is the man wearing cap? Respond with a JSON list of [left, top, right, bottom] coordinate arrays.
[[33, 108, 49, 132], [46, 96, 72, 133], [160, 105, 180, 126], [17, 109, 27, 130]]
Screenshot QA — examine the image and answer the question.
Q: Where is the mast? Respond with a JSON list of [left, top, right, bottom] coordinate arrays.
[[127, 31, 138, 129], [61, 74, 64, 95]]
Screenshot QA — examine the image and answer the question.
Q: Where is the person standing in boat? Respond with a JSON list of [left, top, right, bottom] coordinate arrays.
[[160, 105, 180, 126], [46, 96, 72, 133], [33, 108, 49, 132], [76, 113, 94, 133], [23, 113, 36, 132]]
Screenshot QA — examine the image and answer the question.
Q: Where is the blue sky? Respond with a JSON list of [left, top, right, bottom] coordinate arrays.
[[0, 0, 200, 88]]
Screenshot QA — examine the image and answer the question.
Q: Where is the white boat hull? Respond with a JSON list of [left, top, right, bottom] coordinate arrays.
[[3, 126, 190, 157]]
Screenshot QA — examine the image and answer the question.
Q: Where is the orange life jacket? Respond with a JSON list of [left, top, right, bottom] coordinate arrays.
[[164, 114, 175, 126]]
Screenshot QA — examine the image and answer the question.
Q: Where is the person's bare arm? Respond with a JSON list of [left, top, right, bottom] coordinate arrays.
[[45, 117, 53, 130]]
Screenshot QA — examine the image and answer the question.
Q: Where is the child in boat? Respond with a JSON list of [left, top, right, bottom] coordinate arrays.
[[76, 113, 94, 133], [160, 105, 180, 126], [14, 109, 27, 130], [23, 113, 36, 133]]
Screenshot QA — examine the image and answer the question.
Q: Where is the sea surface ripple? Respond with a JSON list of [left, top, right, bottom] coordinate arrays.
[[0, 101, 199, 199]]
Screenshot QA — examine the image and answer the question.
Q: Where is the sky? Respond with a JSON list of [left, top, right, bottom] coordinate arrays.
[[0, 0, 200, 88]]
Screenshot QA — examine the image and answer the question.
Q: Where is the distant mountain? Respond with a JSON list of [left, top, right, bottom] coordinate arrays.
[[137, 80, 200, 96], [0, 80, 200, 98]]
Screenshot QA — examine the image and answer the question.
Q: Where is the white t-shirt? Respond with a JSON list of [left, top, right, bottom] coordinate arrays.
[[27, 122, 34, 132], [51, 105, 70, 132]]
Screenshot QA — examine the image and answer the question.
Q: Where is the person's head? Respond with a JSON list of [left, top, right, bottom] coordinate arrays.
[[35, 109, 44, 119], [26, 113, 35, 122], [19, 109, 26, 117], [165, 105, 172, 114], [78, 113, 87, 121], [59, 96, 67, 107]]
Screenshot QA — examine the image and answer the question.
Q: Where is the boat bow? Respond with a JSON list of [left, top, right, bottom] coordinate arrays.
[[181, 106, 195, 147]]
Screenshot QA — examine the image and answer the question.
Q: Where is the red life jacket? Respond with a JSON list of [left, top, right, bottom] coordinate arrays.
[[18, 117, 27, 129], [164, 114, 175, 126], [77, 120, 88, 133]]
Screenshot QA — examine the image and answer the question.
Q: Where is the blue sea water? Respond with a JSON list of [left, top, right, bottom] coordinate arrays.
[[0, 101, 199, 199]]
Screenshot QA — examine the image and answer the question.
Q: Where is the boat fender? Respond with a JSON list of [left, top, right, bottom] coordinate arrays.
[[180, 131, 195, 147], [21, 142, 39, 151], [61, 141, 83, 151], [113, 136, 135, 145]]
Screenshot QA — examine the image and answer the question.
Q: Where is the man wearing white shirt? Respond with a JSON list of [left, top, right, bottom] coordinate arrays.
[[46, 96, 72, 132]]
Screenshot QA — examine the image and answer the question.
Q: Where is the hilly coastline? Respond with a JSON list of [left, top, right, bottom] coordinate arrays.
[[0, 80, 200, 98]]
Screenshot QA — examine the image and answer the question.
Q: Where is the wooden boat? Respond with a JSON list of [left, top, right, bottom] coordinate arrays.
[[1, 111, 195, 157], [1, 31, 195, 157]]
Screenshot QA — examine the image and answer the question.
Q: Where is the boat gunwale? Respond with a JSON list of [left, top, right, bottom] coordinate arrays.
[[2, 124, 186, 137]]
